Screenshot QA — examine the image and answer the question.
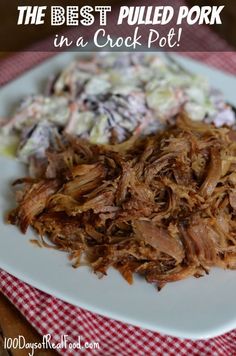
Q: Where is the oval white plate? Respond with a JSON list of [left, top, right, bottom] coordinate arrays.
[[0, 52, 236, 340]]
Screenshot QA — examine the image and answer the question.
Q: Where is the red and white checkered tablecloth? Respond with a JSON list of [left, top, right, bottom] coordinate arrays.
[[1, 268, 236, 356], [1, 1, 236, 354]]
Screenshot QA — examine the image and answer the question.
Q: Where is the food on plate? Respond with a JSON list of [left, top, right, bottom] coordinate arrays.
[[8, 115, 236, 289], [0, 53, 235, 177]]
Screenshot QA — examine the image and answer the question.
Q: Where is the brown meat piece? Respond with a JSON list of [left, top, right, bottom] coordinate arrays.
[[8, 115, 236, 289]]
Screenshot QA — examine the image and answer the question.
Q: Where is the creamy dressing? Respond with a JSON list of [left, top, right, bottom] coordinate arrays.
[[0, 53, 235, 162]]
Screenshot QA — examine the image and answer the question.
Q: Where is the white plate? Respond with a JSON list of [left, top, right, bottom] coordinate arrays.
[[0, 53, 236, 340]]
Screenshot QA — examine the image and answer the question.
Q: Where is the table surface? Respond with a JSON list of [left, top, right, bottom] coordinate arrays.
[[0, 293, 58, 355]]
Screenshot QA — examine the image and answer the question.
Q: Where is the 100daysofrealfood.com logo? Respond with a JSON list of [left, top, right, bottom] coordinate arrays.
[[4, 334, 100, 355]]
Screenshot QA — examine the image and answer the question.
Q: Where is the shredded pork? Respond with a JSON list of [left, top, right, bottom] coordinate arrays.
[[8, 115, 236, 289]]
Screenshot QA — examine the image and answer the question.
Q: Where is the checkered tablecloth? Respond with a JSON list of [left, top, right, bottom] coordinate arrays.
[[1, 1, 236, 354], [0, 269, 236, 356]]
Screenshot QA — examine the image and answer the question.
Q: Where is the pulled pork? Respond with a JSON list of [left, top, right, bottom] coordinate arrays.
[[8, 115, 236, 289]]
